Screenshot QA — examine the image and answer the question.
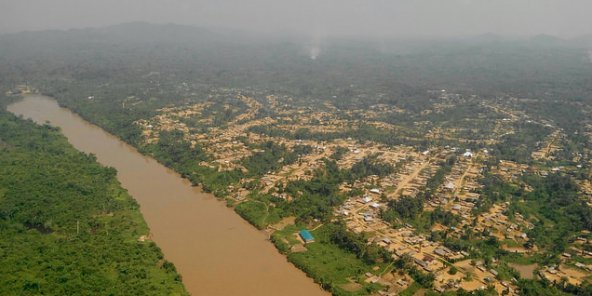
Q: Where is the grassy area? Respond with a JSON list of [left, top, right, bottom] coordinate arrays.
[[502, 239, 524, 248], [398, 282, 422, 296], [234, 192, 285, 229], [501, 253, 542, 265], [235, 201, 269, 229], [573, 256, 592, 265], [271, 224, 384, 296]]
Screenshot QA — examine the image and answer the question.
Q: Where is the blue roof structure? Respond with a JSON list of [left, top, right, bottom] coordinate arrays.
[[299, 229, 315, 243]]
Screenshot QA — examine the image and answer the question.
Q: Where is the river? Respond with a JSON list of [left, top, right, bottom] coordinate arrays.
[[8, 95, 328, 296]]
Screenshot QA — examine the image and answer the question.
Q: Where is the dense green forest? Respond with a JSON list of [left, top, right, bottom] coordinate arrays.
[[0, 103, 187, 295]]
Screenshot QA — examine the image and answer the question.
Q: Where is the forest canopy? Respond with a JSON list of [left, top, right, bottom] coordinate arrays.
[[0, 108, 187, 296]]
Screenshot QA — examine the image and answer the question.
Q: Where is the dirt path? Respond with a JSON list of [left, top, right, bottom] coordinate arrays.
[[453, 159, 474, 196], [393, 159, 432, 197], [543, 132, 560, 157]]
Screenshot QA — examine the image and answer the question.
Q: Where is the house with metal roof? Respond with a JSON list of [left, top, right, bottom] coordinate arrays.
[[299, 229, 315, 243]]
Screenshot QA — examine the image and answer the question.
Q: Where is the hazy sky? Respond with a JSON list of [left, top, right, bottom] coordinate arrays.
[[1, 0, 591, 37]]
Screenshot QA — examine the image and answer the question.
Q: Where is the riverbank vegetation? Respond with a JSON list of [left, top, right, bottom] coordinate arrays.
[[0, 107, 188, 295], [272, 223, 385, 296]]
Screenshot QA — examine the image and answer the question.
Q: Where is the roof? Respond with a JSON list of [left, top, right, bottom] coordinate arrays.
[[299, 229, 315, 242]]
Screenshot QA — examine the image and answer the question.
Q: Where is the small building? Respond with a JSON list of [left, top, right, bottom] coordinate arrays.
[[490, 269, 499, 277], [435, 248, 448, 257], [299, 230, 315, 243], [445, 182, 455, 190], [463, 150, 473, 158], [423, 255, 435, 263], [415, 258, 429, 269], [370, 188, 381, 194]]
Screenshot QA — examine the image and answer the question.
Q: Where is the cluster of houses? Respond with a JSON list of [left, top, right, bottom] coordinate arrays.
[[332, 148, 540, 294], [531, 130, 564, 161], [131, 89, 592, 294]]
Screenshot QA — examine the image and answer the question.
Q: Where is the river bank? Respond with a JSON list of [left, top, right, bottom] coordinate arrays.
[[8, 95, 328, 296]]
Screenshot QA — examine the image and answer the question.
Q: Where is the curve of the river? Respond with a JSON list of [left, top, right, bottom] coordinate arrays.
[[8, 95, 328, 296]]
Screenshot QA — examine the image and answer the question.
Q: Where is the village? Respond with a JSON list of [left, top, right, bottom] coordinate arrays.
[[132, 91, 592, 295]]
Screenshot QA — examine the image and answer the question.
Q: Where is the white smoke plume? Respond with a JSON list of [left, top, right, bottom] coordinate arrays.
[[306, 31, 324, 60], [309, 46, 321, 60]]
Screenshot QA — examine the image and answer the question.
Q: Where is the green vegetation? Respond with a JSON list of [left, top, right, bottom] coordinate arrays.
[[425, 156, 455, 192], [272, 224, 384, 296], [330, 147, 349, 160], [2, 23, 592, 295], [394, 255, 435, 288], [326, 222, 391, 265], [242, 141, 299, 176], [398, 282, 422, 296], [284, 160, 346, 223], [142, 130, 243, 196], [473, 173, 521, 214], [382, 195, 424, 223], [234, 192, 286, 229], [492, 122, 553, 163], [0, 109, 187, 295], [469, 172, 592, 260], [518, 174, 592, 254], [516, 279, 571, 296], [235, 201, 271, 229], [144, 130, 207, 168], [382, 195, 462, 233], [348, 155, 395, 182]]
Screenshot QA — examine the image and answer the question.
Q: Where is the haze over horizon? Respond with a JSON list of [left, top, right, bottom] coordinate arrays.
[[1, 0, 592, 38]]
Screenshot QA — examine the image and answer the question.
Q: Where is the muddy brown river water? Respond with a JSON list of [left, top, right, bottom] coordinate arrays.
[[8, 95, 328, 296]]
